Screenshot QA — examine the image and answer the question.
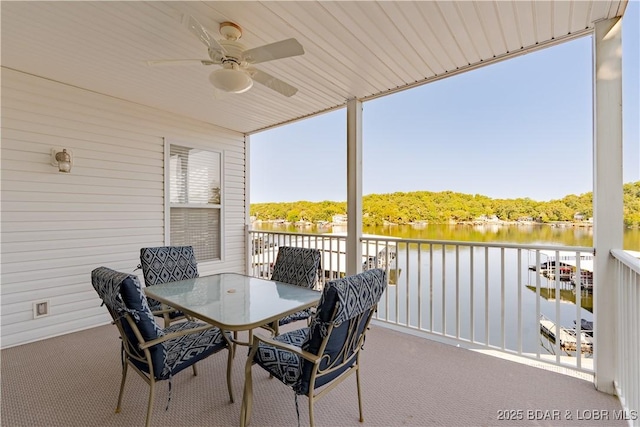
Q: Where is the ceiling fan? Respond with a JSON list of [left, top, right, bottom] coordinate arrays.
[[147, 15, 304, 97]]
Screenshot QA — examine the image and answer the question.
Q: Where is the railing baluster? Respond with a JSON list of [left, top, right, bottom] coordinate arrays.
[[485, 246, 489, 347], [430, 244, 434, 333], [455, 245, 460, 340], [554, 250, 561, 364], [535, 250, 541, 360], [501, 247, 505, 350], [470, 247, 475, 344], [441, 245, 446, 336], [418, 243, 423, 330], [517, 248, 522, 355], [575, 252, 582, 369], [246, 230, 604, 375], [406, 242, 410, 326]]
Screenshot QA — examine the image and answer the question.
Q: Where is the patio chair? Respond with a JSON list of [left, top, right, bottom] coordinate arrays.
[[268, 246, 322, 335], [240, 268, 387, 427], [139, 246, 198, 327], [91, 267, 234, 427]]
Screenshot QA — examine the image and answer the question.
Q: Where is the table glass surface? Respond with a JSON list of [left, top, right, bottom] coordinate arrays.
[[143, 273, 321, 330]]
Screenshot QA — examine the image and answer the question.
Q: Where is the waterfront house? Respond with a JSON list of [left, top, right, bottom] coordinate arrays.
[[2, 1, 637, 425]]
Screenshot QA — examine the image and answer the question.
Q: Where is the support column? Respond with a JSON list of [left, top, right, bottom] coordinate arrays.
[[346, 98, 363, 276], [593, 17, 623, 395], [245, 134, 252, 275]]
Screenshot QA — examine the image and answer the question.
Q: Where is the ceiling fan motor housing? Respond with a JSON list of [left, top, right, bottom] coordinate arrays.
[[219, 22, 242, 40]]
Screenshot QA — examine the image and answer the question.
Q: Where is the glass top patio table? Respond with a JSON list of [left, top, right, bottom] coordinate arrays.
[[143, 272, 321, 331]]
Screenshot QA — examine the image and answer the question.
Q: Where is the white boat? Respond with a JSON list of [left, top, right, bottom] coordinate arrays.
[[539, 314, 593, 354]]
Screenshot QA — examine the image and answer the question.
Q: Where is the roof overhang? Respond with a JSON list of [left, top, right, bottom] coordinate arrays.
[[1, 1, 627, 135]]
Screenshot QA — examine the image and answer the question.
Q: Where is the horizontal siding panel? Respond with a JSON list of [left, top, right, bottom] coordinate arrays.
[[2, 308, 110, 338], [1, 181, 163, 197], [1, 70, 247, 349], [1, 211, 163, 223], [1, 282, 96, 307], [1, 145, 163, 177], [2, 263, 145, 287], [1, 169, 163, 191], [2, 250, 147, 274], [2, 300, 105, 326], [2, 81, 195, 140], [2, 219, 163, 233], [1, 288, 98, 316], [1, 201, 160, 213], [1, 315, 111, 349], [3, 87, 198, 144], [1, 145, 163, 176], [1, 241, 153, 264], [2, 112, 167, 155], [1, 191, 162, 205], [2, 128, 163, 164], [1, 227, 161, 244]]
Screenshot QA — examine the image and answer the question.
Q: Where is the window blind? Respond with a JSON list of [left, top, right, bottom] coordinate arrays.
[[169, 144, 222, 262]]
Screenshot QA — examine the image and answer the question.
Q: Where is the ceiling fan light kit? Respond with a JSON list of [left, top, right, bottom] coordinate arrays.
[[209, 66, 253, 93]]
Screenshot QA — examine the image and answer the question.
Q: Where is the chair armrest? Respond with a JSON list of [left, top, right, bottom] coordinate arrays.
[[251, 332, 320, 364], [150, 307, 176, 316], [139, 324, 217, 349]]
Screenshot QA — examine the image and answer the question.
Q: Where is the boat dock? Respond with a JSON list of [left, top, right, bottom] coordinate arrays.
[[539, 315, 593, 354], [530, 250, 595, 291]]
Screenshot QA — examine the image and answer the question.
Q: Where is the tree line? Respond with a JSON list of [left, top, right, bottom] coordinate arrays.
[[250, 181, 640, 228]]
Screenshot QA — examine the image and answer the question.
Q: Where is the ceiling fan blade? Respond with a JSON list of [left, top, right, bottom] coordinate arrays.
[[181, 14, 225, 53], [248, 68, 298, 97], [145, 59, 216, 66], [242, 38, 304, 64]]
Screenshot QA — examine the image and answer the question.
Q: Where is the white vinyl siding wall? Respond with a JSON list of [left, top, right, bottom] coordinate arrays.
[[0, 69, 247, 349]]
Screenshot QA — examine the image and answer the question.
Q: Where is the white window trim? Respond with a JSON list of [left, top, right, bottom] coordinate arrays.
[[164, 137, 225, 264]]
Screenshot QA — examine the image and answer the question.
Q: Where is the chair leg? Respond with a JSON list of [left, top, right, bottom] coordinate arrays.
[[241, 347, 257, 427], [356, 363, 364, 422], [192, 363, 198, 376], [309, 393, 315, 427], [145, 379, 156, 427], [233, 331, 238, 355], [226, 346, 235, 403], [116, 362, 128, 413]]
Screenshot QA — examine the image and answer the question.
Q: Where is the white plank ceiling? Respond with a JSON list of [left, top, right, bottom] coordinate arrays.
[[1, 1, 627, 135]]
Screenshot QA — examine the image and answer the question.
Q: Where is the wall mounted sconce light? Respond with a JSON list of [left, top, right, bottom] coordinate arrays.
[[51, 148, 73, 173]]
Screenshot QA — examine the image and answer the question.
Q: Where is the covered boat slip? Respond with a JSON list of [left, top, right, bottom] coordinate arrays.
[[531, 250, 595, 288]]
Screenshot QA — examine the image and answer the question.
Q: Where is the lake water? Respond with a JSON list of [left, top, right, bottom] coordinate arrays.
[[252, 222, 638, 357], [253, 222, 639, 250]]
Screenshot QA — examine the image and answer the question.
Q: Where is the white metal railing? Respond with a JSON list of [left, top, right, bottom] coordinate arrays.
[[248, 230, 595, 372], [612, 249, 640, 426]]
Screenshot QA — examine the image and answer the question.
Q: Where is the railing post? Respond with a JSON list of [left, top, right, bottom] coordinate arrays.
[[593, 16, 623, 395]]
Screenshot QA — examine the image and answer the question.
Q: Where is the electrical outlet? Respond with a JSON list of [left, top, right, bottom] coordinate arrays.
[[33, 300, 50, 318]]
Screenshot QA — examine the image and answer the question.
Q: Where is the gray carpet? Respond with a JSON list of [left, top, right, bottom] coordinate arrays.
[[1, 322, 624, 426]]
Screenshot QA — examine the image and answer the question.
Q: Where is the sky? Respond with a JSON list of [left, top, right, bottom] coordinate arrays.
[[250, 3, 639, 204]]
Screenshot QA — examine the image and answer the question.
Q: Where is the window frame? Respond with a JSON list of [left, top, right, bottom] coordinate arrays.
[[164, 138, 225, 264]]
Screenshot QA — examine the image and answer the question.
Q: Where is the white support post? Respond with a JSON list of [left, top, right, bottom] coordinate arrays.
[[593, 17, 623, 395], [245, 134, 252, 275], [346, 98, 363, 276]]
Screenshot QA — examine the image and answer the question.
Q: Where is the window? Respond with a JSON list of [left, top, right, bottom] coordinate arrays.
[[168, 142, 222, 262]]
